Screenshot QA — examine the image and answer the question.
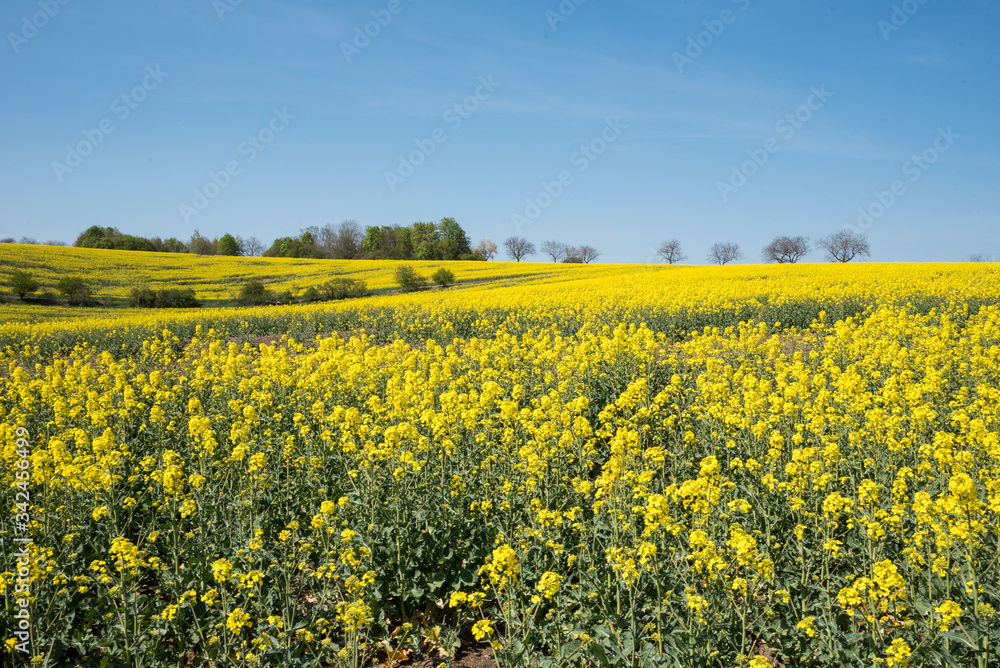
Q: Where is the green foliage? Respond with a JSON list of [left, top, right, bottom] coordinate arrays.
[[128, 286, 202, 309], [238, 280, 272, 306], [320, 278, 368, 301], [437, 217, 471, 260], [364, 219, 471, 261], [9, 270, 39, 300], [156, 288, 201, 308], [127, 286, 157, 308], [217, 233, 241, 256], [263, 231, 323, 259], [56, 276, 94, 305], [302, 286, 322, 303], [74, 225, 158, 252], [394, 265, 427, 292], [431, 268, 455, 287]]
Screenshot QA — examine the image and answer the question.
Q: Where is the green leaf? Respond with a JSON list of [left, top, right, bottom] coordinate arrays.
[[939, 632, 977, 650]]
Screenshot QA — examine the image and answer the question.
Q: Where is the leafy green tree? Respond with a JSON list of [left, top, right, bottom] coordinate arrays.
[[217, 233, 241, 256], [431, 268, 455, 287], [364, 226, 412, 260], [238, 280, 272, 306], [74, 225, 120, 247], [411, 221, 441, 260], [438, 217, 471, 260], [320, 278, 368, 300], [394, 265, 427, 292], [9, 270, 39, 300], [56, 276, 93, 305]]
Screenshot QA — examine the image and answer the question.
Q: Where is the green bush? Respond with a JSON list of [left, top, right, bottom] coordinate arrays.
[[238, 280, 272, 306], [394, 266, 427, 292], [431, 268, 456, 287], [321, 278, 369, 300], [156, 288, 201, 309], [129, 287, 201, 308], [56, 276, 94, 305], [9, 270, 39, 300], [302, 286, 322, 303], [128, 286, 158, 308]]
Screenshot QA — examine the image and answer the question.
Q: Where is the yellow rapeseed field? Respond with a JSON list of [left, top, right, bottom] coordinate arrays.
[[2, 251, 999, 667]]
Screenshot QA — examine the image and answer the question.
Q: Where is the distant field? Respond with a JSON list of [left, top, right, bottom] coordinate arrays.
[[1, 245, 998, 359], [0, 242, 585, 302]]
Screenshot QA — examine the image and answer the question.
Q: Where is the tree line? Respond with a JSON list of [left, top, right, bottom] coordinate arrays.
[[655, 230, 873, 265], [4, 226, 996, 264], [65, 219, 499, 262]]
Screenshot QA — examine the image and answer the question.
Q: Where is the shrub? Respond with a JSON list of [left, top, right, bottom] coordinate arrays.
[[302, 286, 322, 303], [128, 286, 158, 308], [156, 288, 201, 308], [320, 278, 369, 301], [394, 266, 427, 292], [56, 276, 94, 306], [431, 268, 456, 287], [459, 253, 486, 262], [238, 280, 272, 306], [9, 270, 39, 300], [128, 287, 201, 308]]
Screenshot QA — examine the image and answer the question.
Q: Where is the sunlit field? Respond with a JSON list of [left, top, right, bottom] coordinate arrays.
[[2, 250, 1000, 667]]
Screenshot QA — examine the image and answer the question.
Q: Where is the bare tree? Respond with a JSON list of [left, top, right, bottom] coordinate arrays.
[[474, 238, 498, 261], [969, 253, 994, 262], [330, 220, 364, 259], [578, 245, 601, 264], [762, 235, 809, 264], [656, 239, 687, 264], [317, 223, 337, 255], [818, 229, 870, 263], [541, 240, 567, 262], [244, 236, 264, 257], [503, 236, 536, 262], [707, 242, 742, 265]]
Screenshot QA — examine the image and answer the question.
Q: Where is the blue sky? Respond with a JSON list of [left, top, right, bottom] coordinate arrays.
[[1, 0, 997, 263]]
